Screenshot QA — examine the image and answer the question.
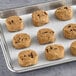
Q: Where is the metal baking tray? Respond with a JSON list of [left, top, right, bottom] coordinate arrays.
[[0, 0, 76, 73]]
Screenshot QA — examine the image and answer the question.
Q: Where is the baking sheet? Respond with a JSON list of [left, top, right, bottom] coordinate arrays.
[[0, 6, 76, 72]]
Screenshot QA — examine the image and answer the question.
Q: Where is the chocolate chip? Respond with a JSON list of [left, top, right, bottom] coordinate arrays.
[[11, 20, 14, 23], [30, 53, 33, 58], [24, 55, 26, 57], [37, 14, 40, 17], [44, 32, 48, 33], [68, 25, 71, 28], [44, 12, 47, 15], [28, 53, 33, 58], [21, 58, 23, 60], [46, 49, 48, 52], [21, 39, 23, 41], [19, 18, 22, 20], [15, 41, 18, 43], [9, 21, 11, 24], [64, 7, 68, 9], [70, 29, 73, 32], [51, 31, 54, 33], [50, 47, 52, 49]]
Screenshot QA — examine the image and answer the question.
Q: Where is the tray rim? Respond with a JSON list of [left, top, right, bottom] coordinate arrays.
[[0, 0, 66, 18], [0, 2, 76, 73], [0, 0, 64, 11]]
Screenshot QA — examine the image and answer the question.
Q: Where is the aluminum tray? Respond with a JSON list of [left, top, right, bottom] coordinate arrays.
[[0, 0, 76, 73]]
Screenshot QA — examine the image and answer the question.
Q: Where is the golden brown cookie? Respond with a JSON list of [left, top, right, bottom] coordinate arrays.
[[5, 16, 24, 32], [18, 50, 38, 67], [55, 6, 73, 21], [45, 44, 64, 60], [37, 28, 55, 44], [13, 33, 31, 49], [32, 10, 49, 27], [70, 41, 76, 56], [63, 23, 76, 39]]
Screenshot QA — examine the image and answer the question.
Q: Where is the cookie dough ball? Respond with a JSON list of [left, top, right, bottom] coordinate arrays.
[[18, 50, 38, 67], [32, 10, 49, 27], [55, 6, 73, 21], [5, 16, 24, 32], [70, 41, 76, 56], [37, 28, 55, 44], [63, 23, 76, 39], [13, 33, 31, 49], [45, 44, 64, 60]]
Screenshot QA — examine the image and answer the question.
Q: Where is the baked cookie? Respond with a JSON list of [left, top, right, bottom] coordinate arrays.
[[63, 23, 76, 39], [70, 41, 76, 56], [55, 6, 73, 21], [13, 33, 31, 49], [5, 16, 24, 32], [45, 44, 64, 60], [37, 28, 55, 44], [32, 10, 49, 27], [18, 50, 38, 67]]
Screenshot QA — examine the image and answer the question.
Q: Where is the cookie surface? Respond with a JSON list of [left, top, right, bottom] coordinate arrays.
[[5, 16, 24, 32], [13, 33, 31, 49], [18, 50, 38, 67], [32, 10, 49, 26], [45, 44, 64, 60], [37, 28, 55, 44], [70, 41, 76, 56], [55, 6, 73, 21], [63, 23, 76, 39]]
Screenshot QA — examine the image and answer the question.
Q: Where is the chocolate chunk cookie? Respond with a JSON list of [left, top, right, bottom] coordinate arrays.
[[37, 28, 55, 44], [63, 23, 76, 39], [18, 50, 38, 67], [55, 6, 73, 21], [45, 44, 64, 60], [32, 10, 49, 26], [13, 33, 31, 49], [5, 16, 24, 32]]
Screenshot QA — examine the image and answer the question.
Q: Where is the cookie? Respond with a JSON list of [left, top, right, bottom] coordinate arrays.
[[18, 50, 38, 67], [32, 10, 49, 27], [55, 6, 73, 21], [63, 23, 76, 39], [45, 44, 64, 60], [13, 33, 31, 49], [5, 16, 24, 32], [70, 41, 76, 56], [37, 28, 55, 44]]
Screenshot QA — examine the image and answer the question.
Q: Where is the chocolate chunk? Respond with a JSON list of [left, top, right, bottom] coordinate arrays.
[[64, 7, 68, 9], [19, 18, 22, 20], [11, 20, 14, 23], [30, 53, 33, 58], [50, 47, 52, 49], [68, 25, 71, 28], [24, 55, 26, 57], [46, 49, 48, 52], [44, 12, 47, 15]]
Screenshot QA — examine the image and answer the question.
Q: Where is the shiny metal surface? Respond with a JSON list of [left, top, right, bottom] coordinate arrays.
[[0, 0, 66, 18], [0, 0, 74, 73]]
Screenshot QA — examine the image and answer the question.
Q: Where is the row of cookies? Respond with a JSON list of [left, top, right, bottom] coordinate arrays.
[[18, 40, 76, 67], [13, 23, 76, 49], [5, 6, 73, 32], [12, 28, 55, 49]]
